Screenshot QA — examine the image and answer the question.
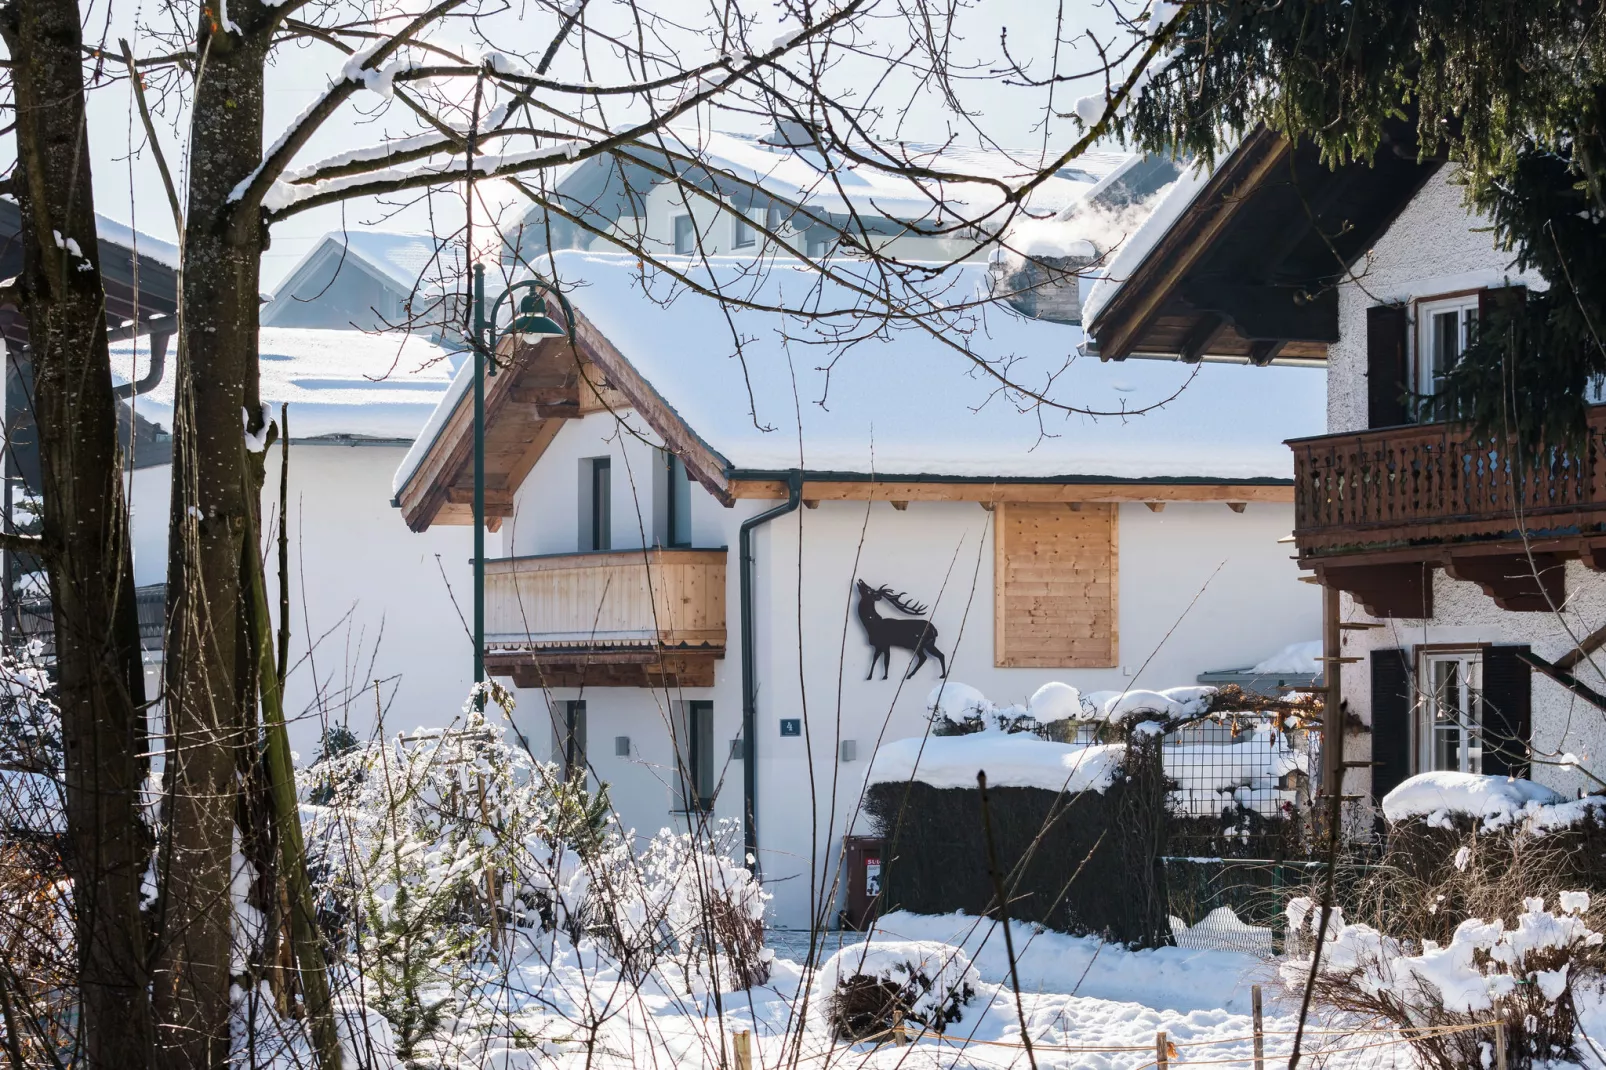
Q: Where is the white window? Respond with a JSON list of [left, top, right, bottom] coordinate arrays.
[[1418, 650, 1484, 774], [673, 215, 696, 255], [1414, 294, 1480, 417], [732, 213, 756, 249]]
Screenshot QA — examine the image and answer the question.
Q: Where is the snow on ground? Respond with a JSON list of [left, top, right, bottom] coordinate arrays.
[[410, 909, 1429, 1070]]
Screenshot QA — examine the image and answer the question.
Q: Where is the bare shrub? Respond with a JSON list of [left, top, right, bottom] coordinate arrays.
[[819, 941, 979, 1040]]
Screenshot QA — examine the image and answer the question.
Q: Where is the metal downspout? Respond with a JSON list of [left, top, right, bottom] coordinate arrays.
[[739, 470, 802, 880]]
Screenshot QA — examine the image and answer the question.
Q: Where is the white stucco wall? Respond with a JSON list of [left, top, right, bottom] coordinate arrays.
[[1326, 172, 1544, 434], [1326, 172, 1601, 802], [130, 446, 474, 758], [503, 413, 1320, 927]]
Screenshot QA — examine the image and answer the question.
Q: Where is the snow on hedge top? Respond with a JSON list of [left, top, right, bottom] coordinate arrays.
[[1381, 772, 1566, 828], [114, 328, 457, 441], [865, 734, 1124, 793], [517, 250, 1322, 481]]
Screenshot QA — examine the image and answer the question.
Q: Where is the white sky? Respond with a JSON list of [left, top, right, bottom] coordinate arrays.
[[20, 0, 1136, 289]]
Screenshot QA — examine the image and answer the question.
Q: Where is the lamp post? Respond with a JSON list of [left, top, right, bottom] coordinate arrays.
[[471, 263, 576, 702]]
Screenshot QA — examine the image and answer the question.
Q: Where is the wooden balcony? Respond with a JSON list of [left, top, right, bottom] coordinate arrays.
[[483, 547, 726, 687], [1289, 411, 1606, 617]]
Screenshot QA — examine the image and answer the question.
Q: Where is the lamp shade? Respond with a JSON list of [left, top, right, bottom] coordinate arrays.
[[510, 290, 565, 342]]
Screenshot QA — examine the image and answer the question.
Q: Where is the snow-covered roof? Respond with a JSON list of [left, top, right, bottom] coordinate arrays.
[[114, 328, 458, 442], [514, 250, 1320, 480], [1080, 163, 1211, 330], [94, 214, 181, 269], [539, 126, 1138, 232], [273, 230, 451, 300]]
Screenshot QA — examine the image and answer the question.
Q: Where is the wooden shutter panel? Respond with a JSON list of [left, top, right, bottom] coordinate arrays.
[[1480, 645, 1532, 778], [1366, 304, 1410, 429], [993, 502, 1117, 667], [1478, 284, 1528, 324], [1370, 648, 1413, 803]]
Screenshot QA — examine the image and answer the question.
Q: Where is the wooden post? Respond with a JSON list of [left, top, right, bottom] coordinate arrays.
[[732, 1029, 751, 1070], [1156, 1031, 1168, 1070], [1252, 985, 1265, 1070], [1495, 1022, 1508, 1070], [1322, 582, 1344, 810], [892, 1009, 906, 1045]]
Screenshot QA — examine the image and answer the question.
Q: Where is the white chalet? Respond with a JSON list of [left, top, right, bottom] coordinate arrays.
[[394, 247, 1324, 927], [114, 328, 473, 756], [1086, 123, 1606, 818], [262, 231, 464, 345]]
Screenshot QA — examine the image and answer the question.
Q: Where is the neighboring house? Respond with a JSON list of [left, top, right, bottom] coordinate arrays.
[[262, 230, 465, 345], [1085, 122, 1605, 814], [114, 328, 474, 756], [393, 248, 1323, 926], [503, 126, 1180, 323], [0, 206, 180, 650]]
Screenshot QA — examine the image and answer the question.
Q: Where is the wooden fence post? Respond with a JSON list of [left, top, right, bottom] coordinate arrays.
[[1495, 1022, 1508, 1070], [1252, 984, 1265, 1070], [732, 1029, 751, 1070], [1156, 1031, 1168, 1070]]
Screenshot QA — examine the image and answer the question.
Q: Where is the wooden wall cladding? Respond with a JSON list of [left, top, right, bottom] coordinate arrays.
[[993, 502, 1118, 668]]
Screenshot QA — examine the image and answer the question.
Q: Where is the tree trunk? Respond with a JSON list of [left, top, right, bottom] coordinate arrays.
[[0, 0, 157, 1064], [154, 10, 270, 1067]]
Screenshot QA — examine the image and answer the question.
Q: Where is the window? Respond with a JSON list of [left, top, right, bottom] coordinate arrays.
[[580, 457, 611, 551], [766, 204, 784, 234], [805, 230, 830, 259], [1414, 294, 1480, 419], [675, 700, 715, 812], [732, 213, 756, 249], [673, 215, 696, 255], [1418, 650, 1483, 774], [660, 452, 693, 547], [553, 700, 587, 782]]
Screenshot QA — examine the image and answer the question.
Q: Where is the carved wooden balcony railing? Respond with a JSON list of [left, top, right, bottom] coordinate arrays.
[[483, 547, 726, 687], [1288, 411, 1606, 616]]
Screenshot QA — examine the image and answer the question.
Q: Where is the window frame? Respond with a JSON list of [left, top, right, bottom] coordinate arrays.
[[675, 700, 715, 812], [588, 457, 611, 551], [1415, 645, 1486, 775], [673, 214, 696, 255], [554, 700, 587, 783], [731, 212, 757, 250], [1411, 290, 1482, 417]]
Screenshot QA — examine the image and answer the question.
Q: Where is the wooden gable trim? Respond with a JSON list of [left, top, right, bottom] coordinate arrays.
[[1093, 128, 1292, 362], [396, 304, 738, 530], [725, 478, 1293, 504]]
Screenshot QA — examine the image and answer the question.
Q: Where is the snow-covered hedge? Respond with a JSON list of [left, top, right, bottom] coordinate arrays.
[[1284, 893, 1603, 1067], [1380, 771, 1599, 833], [816, 939, 979, 1038]]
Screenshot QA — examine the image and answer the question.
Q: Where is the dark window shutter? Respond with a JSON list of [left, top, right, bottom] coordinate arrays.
[[1480, 645, 1532, 779], [1478, 284, 1528, 324], [1367, 305, 1410, 429], [1371, 648, 1413, 803]]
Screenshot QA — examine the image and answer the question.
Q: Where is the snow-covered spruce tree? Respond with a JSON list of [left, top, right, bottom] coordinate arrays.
[[1120, 0, 1606, 449]]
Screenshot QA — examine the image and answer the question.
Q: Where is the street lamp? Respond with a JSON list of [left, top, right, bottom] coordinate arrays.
[[471, 264, 576, 701]]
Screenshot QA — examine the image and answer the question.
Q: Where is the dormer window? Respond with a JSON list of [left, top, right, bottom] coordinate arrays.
[[673, 215, 695, 255]]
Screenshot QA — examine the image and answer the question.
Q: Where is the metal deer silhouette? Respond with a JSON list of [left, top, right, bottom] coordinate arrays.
[[855, 579, 948, 680]]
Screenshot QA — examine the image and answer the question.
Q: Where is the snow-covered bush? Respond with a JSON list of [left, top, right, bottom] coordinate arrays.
[[305, 689, 774, 1055], [817, 940, 979, 1039], [1284, 893, 1604, 1068]]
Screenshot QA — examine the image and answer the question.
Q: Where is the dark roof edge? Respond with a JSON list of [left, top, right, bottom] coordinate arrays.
[[725, 468, 1292, 487]]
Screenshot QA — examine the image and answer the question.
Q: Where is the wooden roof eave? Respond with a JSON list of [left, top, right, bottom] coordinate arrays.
[[1091, 128, 1293, 363]]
